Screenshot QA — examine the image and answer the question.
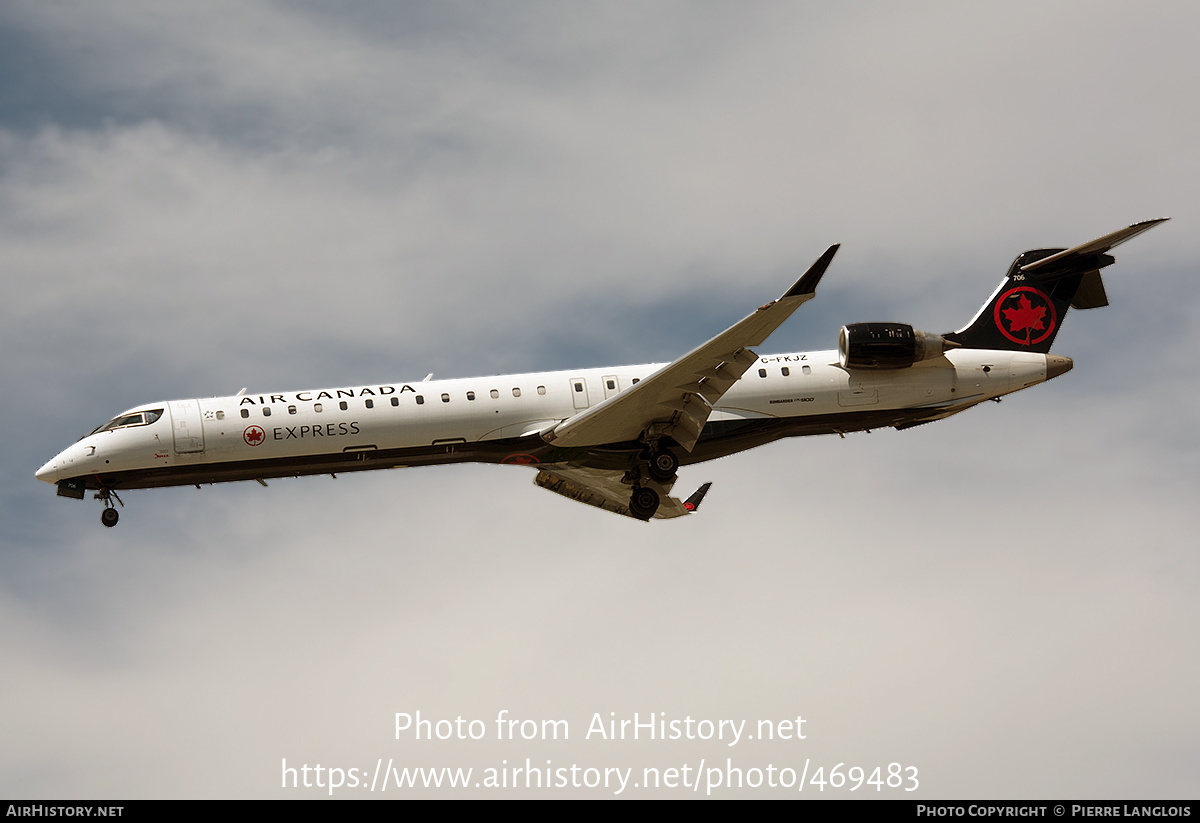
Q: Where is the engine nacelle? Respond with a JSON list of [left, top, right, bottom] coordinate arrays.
[[838, 323, 958, 369]]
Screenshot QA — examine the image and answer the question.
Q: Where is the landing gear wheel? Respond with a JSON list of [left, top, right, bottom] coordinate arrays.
[[646, 448, 679, 483], [94, 487, 124, 528], [628, 486, 660, 521]]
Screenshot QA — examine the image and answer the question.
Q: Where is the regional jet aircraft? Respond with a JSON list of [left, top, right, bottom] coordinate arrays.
[[37, 220, 1167, 526]]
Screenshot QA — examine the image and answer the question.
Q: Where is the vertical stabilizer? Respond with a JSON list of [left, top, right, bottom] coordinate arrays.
[[944, 219, 1167, 352]]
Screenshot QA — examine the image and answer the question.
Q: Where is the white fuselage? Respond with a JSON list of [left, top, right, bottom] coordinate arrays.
[[36, 348, 1054, 490]]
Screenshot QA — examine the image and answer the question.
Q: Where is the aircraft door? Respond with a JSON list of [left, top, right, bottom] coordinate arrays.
[[169, 400, 205, 454], [837, 370, 879, 407], [570, 378, 590, 410], [602, 375, 620, 399]]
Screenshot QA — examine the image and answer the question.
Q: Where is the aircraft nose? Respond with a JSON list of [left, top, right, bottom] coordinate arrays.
[[36, 457, 58, 484]]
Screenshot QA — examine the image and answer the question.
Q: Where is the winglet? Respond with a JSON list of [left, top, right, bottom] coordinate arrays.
[[683, 482, 713, 513], [785, 244, 840, 298], [545, 243, 838, 452]]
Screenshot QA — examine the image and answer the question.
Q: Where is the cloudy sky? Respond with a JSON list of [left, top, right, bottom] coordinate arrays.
[[3, 1, 1197, 799]]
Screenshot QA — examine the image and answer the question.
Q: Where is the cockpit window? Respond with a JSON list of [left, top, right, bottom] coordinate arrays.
[[90, 408, 164, 435]]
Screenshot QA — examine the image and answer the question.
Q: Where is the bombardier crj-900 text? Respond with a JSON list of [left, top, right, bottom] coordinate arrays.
[[38, 220, 1167, 527]]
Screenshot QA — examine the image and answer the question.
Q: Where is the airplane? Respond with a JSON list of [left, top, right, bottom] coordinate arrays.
[[37, 219, 1167, 527]]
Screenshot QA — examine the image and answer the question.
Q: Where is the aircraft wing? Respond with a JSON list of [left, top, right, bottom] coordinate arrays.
[[534, 467, 712, 520], [542, 244, 839, 451]]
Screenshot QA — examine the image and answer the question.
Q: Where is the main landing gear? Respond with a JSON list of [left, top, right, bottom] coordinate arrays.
[[628, 485, 661, 521], [646, 447, 679, 484], [95, 487, 124, 528], [626, 442, 679, 521]]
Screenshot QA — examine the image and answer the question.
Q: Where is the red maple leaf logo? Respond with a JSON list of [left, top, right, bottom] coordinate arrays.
[[501, 453, 539, 465], [243, 426, 265, 446], [1002, 295, 1046, 338], [994, 286, 1056, 346]]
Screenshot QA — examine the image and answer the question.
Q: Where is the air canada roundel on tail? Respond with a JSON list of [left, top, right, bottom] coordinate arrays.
[[994, 285, 1057, 346]]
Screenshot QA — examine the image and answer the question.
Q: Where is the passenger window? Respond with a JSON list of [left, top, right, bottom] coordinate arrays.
[[467, 391, 475, 401], [758, 369, 767, 378], [365, 399, 374, 409], [288, 405, 297, 415], [262, 407, 272, 417], [512, 388, 521, 397], [803, 365, 811, 375], [216, 410, 225, 420], [390, 397, 399, 407], [339, 401, 348, 411], [240, 409, 249, 419], [632, 378, 640, 384], [441, 393, 450, 403], [537, 386, 546, 395], [782, 367, 790, 377], [574, 382, 583, 392], [416, 395, 425, 405], [606, 380, 615, 390], [490, 389, 499, 399], [314, 403, 323, 413]]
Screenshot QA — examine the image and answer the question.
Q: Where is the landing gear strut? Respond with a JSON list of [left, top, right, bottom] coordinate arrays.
[[95, 487, 124, 528]]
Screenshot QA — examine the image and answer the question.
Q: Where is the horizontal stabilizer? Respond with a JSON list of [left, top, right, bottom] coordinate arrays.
[[1020, 218, 1168, 274]]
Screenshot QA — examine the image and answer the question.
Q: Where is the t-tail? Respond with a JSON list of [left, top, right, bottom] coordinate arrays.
[[944, 219, 1168, 353]]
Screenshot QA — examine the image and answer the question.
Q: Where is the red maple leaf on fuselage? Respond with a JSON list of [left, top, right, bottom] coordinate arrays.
[[1002, 295, 1046, 340]]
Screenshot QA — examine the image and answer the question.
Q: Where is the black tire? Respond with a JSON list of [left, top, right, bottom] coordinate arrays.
[[628, 486, 660, 521], [100, 508, 119, 528], [647, 449, 679, 483]]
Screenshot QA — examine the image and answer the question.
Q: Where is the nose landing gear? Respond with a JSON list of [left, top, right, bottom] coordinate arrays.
[[94, 487, 124, 528]]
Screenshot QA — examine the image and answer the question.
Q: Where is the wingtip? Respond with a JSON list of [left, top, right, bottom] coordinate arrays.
[[786, 244, 840, 298], [683, 481, 713, 512]]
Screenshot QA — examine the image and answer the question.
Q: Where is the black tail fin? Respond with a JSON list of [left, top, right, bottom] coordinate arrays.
[[944, 219, 1167, 353]]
